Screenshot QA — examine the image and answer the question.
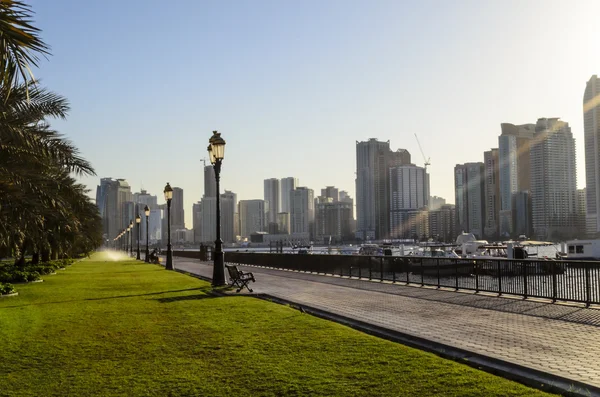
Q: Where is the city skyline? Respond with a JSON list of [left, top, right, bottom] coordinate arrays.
[[28, 1, 600, 227]]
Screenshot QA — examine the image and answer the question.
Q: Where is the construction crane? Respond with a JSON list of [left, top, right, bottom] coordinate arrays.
[[200, 158, 209, 167], [414, 133, 431, 171]]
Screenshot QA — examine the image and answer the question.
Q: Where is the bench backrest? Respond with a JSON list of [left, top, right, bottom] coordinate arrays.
[[226, 265, 241, 280]]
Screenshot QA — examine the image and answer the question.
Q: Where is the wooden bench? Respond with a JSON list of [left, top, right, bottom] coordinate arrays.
[[226, 265, 256, 292]]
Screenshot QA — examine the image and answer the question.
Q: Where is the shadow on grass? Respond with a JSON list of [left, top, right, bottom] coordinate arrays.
[[84, 288, 213, 302], [155, 294, 216, 303], [0, 288, 210, 309]]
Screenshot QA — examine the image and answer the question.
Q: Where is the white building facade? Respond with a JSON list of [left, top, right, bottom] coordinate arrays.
[[239, 200, 267, 238], [280, 177, 298, 214], [584, 75, 600, 236], [290, 187, 314, 239], [530, 118, 577, 239], [389, 164, 429, 239], [264, 178, 280, 225]]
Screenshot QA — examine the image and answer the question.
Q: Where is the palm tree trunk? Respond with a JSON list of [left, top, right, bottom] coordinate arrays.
[[31, 252, 39, 264], [15, 245, 26, 267], [41, 249, 50, 262]]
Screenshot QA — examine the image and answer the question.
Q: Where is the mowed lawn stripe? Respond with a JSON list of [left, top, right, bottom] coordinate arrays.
[[0, 252, 555, 397]]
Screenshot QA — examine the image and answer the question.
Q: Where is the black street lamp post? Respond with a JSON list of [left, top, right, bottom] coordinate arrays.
[[144, 205, 150, 262], [208, 130, 226, 286], [164, 183, 174, 270], [136, 214, 141, 260], [129, 221, 134, 257]]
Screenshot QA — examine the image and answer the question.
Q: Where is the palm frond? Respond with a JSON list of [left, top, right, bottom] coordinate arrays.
[[0, 0, 50, 98]]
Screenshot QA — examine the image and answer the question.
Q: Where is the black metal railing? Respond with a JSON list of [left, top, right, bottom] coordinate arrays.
[[220, 252, 600, 307]]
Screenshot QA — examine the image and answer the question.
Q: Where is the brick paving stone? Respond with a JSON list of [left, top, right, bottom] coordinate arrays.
[[171, 257, 600, 389]]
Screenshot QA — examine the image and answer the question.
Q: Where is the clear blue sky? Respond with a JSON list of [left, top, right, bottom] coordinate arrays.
[[29, 0, 600, 227]]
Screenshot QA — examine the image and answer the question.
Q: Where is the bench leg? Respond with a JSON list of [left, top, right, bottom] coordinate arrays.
[[229, 278, 254, 293]]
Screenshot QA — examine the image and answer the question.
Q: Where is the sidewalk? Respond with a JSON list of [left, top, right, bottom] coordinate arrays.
[[172, 257, 600, 395]]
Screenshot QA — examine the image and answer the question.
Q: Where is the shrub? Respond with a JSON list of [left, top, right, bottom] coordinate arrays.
[[11, 271, 29, 283], [25, 264, 51, 275], [26, 271, 41, 282], [61, 258, 75, 267], [0, 283, 16, 295], [0, 271, 11, 283]]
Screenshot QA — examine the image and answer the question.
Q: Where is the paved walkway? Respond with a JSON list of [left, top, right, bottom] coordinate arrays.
[[172, 257, 600, 394]]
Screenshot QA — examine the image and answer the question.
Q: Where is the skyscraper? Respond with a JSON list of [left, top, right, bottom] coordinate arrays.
[[96, 178, 112, 220], [454, 163, 485, 238], [389, 164, 429, 239], [280, 177, 298, 213], [133, 190, 158, 210], [584, 75, 600, 236], [96, 178, 132, 240], [429, 196, 446, 211], [204, 165, 216, 198], [264, 178, 280, 225], [290, 187, 314, 239], [222, 190, 237, 213], [314, 200, 354, 243], [483, 149, 500, 239], [577, 188, 587, 233], [429, 204, 456, 243], [132, 190, 158, 245], [530, 118, 577, 239], [192, 201, 202, 243], [277, 212, 291, 235], [512, 191, 532, 238], [200, 196, 216, 243], [239, 200, 267, 238], [171, 187, 185, 230], [149, 209, 161, 243], [356, 139, 411, 240], [321, 186, 339, 202], [220, 191, 236, 243], [498, 123, 535, 236]]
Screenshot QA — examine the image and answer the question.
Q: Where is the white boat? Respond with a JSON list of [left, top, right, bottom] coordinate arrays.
[[358, 244, 382, 256], [408, 246, 461, 259], [454, 232, 489, 256], [564, 240, 600, 261]]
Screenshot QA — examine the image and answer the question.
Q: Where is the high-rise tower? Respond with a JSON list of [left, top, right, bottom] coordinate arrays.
[[584, 75, 600, 236]]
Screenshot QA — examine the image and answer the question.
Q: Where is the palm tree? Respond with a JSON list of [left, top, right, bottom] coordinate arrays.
[[0, 0, 50, 97], [0, 83, 99, 262], [0, 1, 102, 262]]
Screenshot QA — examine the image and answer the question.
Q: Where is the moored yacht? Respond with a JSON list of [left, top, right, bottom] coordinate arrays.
[[563, 240, 600, 261]]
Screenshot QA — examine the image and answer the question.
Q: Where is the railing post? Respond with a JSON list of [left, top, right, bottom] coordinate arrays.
[[380, 257, 384, 282], [585, 263, 591, 307], [497, 260, 502, 296], [368, 256, 372, 280], [455, 260, 459, 291], [552, 261, 557, 303], [475, 260, 479, 293], [392, 259, 396, 283], [436, 258, 440, 289], [358, 260, 362, 279], [420, 258, 424, 286], [406, 259, 410, 284], [523, 260, 528, 300]]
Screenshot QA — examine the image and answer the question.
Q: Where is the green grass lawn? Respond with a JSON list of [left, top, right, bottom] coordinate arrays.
[[0, 252, 555, 397]]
